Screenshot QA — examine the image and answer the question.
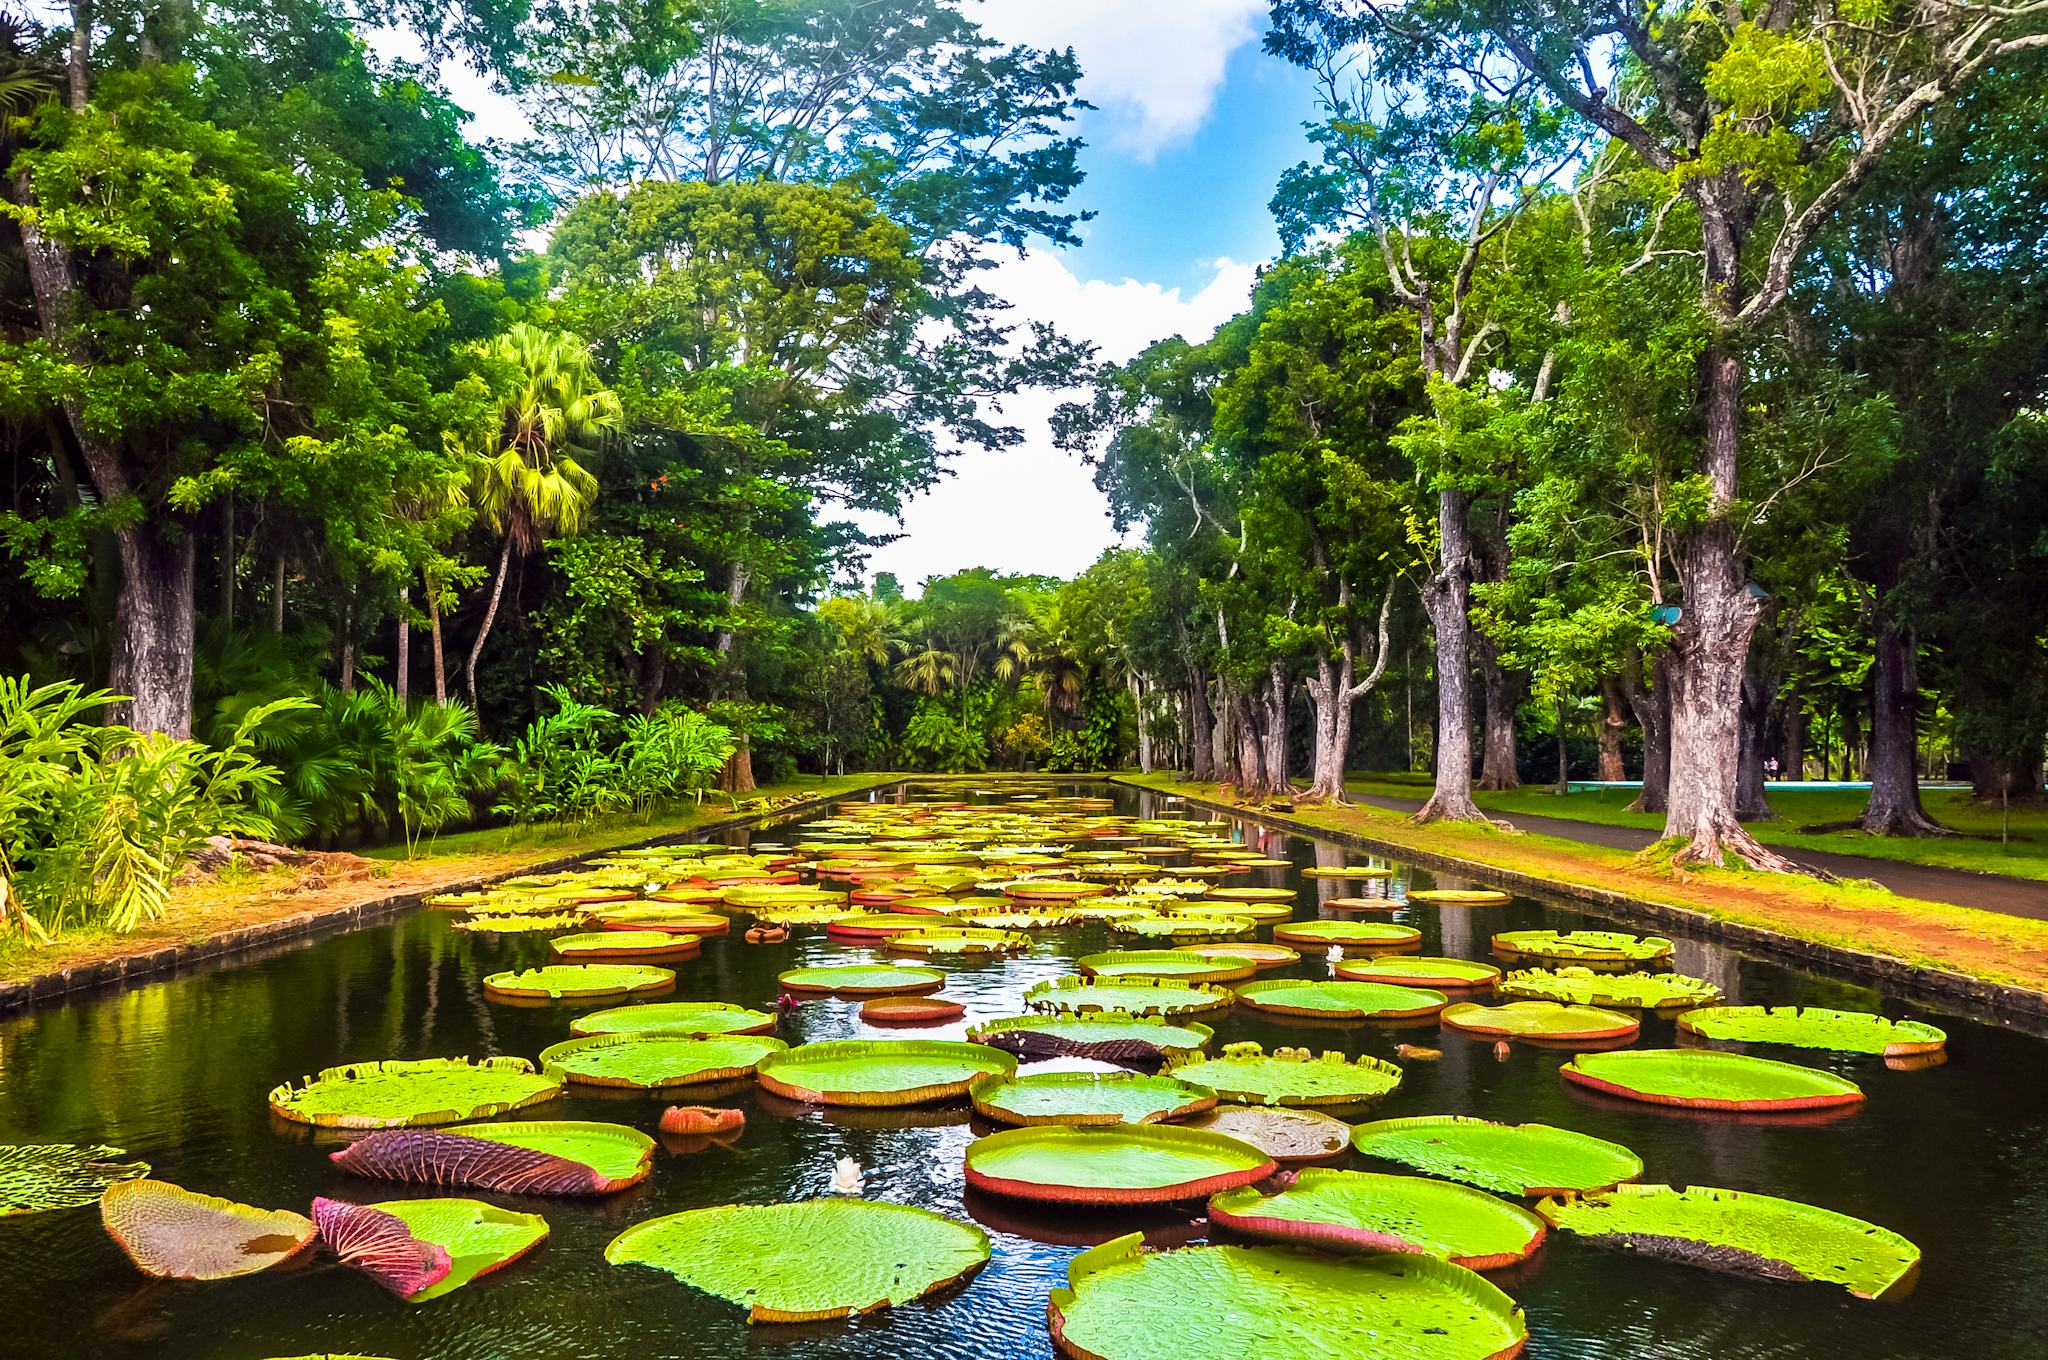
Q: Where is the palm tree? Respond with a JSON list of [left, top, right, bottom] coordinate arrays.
[[458, 324, 623, 703], [895, 646, 958, 698]]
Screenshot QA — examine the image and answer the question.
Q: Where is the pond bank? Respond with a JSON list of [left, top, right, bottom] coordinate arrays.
[[0, 772, 897, 1012], [1114, 772, 2048, 1024]]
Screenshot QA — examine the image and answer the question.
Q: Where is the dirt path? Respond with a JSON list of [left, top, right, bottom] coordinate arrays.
[[1351, 794, 2048, 922]]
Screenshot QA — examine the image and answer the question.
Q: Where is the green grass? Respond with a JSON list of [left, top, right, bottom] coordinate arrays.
[[1344, 772, 2048, 882]]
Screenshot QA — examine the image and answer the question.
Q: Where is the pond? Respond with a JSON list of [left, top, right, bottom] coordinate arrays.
[[2, 780, 2043, 1359]]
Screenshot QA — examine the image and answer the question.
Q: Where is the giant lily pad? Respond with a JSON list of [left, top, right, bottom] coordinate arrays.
[[1676, 1005, 1947, 1057], [964, 1124, 1274, 1205], [483, 964, 675, 1003], [1187, 942, 1300, 969], [269, 1057, 563, 1129], [1078, 950, 1254, 984], [1048, 1236, 1527, 1360], [1499, 968, 1721, 1011], [826, 912, 951, 940], [1109, 912, 1259, 942], [605, 1199, 989, 1322], [1181, 1106, 1352, 1163], [593, 905, 730, 934], [549, 930, 701, 964], [540, 1034, 788, 1090], [1492, 930, 1673, 967], [1350, 1116, 1643, 1196], [755, 1039, 1015, 1106], [1168, 1043, 1403, 1108], [1236, 979, 1449, 1021], [101, 1179, 314, 1279], [570, 1001, 777, 1038], [331, 1120, 654, 1194], [968, 1071, 1218, 1126], [968, 1014, 1215, 1063], [1302, 865, 1393, 880], [1535, 1184, 1919, 1299], [316, 1196, 547, 1301], [887, 927, 1029, 956], [1561, 1049, 1863, 1111], [777, 964, 947, 996], [1338, 956, 1502, 990], [1026, 975, 1233, 1018], [1272, 920, 1422, 950], [0, 1143, 149, 1215], [1209, 1169, 1545, 1269], [1406, 889, 1511, 906], [1441, 1001, 1640, 1046], [451, 912, 588, 934]]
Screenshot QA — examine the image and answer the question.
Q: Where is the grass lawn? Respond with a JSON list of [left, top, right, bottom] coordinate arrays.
[[1345, 771, 2048, 882], [1, 772, 894, 988], [1125, 771, 2048, 997]]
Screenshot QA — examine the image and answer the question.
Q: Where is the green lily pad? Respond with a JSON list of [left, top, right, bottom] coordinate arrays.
[[1236, 979, 1449, 1021], [540, 1034, 788, 1090], [1499, 967, 1721, 1011], [451, 913, 588, 934], [570, 1001, 777, 1038], [887, 927, 1030, 956], [1272, 920, 1422, 949], [1492, 930, 1673, 966], [777, 964, 947, 996], [1108, 914, 1257, 941], [956, 908, 1082, 929], [1561, 1049, 1864, 1111], [0, 1144, 149, 1215], [755, 1039, 1015, 1106], [482, 964, 675, 1003], [964, 1124, 1275, 1205], [1048, 1236, 1527, 1360], [1025, 975, 1233, 1017], [333, 1197, 549, 1301], [1078, 950, 1255, 983], [605, 1199, 989, 1322], [333, 1120, 655, 1194], [1406, 889, 1512, 905], [1210, 1169, 1545, 1268], [548, 930, 700, 962], [968, 1071, 1218, 1126], [967, 1014, 1216, 1063], [1336, 956, 1502, 989], [1350, 1116, 1644, 1196], [1187, 942, 1301, 968], [1168, 1043, 1403, 1108], [268, 1058, 563, 1129], [1535, 1184, 1920, 1298], [1676, 1005, 1947, 1056], [1441, 1000, 1639, 1045]]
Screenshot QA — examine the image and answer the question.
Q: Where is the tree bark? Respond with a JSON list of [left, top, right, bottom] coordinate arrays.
[[271, 551, 286, 633], [1188, 667, 1216, 781], [1554, 698, 1570, 793], [1129, 672, 1154, 773], [1304, 585, 1394, 801], [1969, 747, 2042, 803], [218, 494, 235, 626], [1262, 663, 1290, 793], [395, 585, 410, 710], [1736, 668, 1775, 821], [1476, 638, 1521, 790], [1623, 648, 1672, 814], [107, 518, 198, 737], [1415, 487, 1488, 822], [465, 537, 514, 706], [1781, 678, 1805, 780], [427, 578, 447, 705], [1597, 677, 1628, 781], [1858, 619, 1948, 834]]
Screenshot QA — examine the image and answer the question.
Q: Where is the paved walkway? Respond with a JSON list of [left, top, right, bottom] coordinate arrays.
[[1350, 794, 2048, 922]]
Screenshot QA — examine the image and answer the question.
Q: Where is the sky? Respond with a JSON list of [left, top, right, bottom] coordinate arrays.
[[431, 2, 1321, 596]]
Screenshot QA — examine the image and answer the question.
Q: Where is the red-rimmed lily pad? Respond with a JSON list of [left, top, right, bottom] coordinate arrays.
[[316, 1196, 547, 1301], [1534, 1184, 1919, 1298], [1210, 1169, 1545, 1269], [777, 964, 947, 996], [1338, 956, 1502, 990], [101, 1179, 314, 1279], [1186, 942, 1300, 969], [968, 1014, 1216, 1063], [548, 930, 701, 964], [755, 1039, 1015, 1106], [268, 1057, 563, 1129], [1, 1143, 149, 1215], [1025, 975, 1233, 1018], [593, 906, 730, 936], [570, 1001, 777, 1037], [1168, 1043, 1403, 1108], [1350, 1116, 1643, 1196], [1180, 1106, 1352, 1163], [862, 995, 967, 1025], [1492, 930, 1673, 968], [964, 1124, 1274, 1205], [539, 1034, 788, 1090], [1441, 1000, 1640, 1046], [1561, 1049, 1864, 1111], [482, 964, 675, 1004], [1047, 1235, 1528, 1360], [967, 1071, 1217, 1126], [1675, 1005, 1947, 1057], [1236, 979, 1449, 1021], [1302, 865, 1393, 880], [1319, 895, 1401, 912], [1107, 914, 1258, 942], [604, 1199, 989, 1323], [886, 927, 1029, 956], [1272, 920, 1421, 950], [1078, 950, 1254, 984], [330, 1120, 654, 1195], [825, 912, 950, 940]]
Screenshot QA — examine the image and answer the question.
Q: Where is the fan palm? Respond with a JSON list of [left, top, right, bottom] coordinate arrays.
[[895, 646, 958, 698], [459, 324, 623, 701]]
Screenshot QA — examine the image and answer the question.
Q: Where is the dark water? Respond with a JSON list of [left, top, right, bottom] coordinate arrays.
[[2, 782, 2043, 1360]]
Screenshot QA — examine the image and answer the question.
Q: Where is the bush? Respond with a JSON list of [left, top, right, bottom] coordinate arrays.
[[901, 700, 988, 773]]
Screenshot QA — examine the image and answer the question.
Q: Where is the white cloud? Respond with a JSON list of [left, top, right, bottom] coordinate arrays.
[[970, 0, 1269, 156], [853, 251, 1258, 591]]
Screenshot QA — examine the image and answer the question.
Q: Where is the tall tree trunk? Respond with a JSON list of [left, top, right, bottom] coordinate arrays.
[[1781, 678, 1805, 779], [1129, 672, 1154, 773], [1305, 586, 1394, 802], [1476, 640, 1521, 790], [1969, 747, 2043, 803], [218, 494, 235, 627], [1226, 688, 1268, 799], [427, 578, 447, 705], [1623, 649, 1672, 814], [1416, 487, 1487, 822], [466, 537, 514, 705], [108, 518, 198, 737], [1554, 698, 1570, 793], [271, 551, 286, 633], [1263, 663, 1290, 793], [1188, 668, 1216, 781], [1859, 619, 1947, 834], [1597, 677, 1628, 781], [1735, 669, 1774, 821], [338, 594, 356, 694], [395, 585, 410, 710]]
